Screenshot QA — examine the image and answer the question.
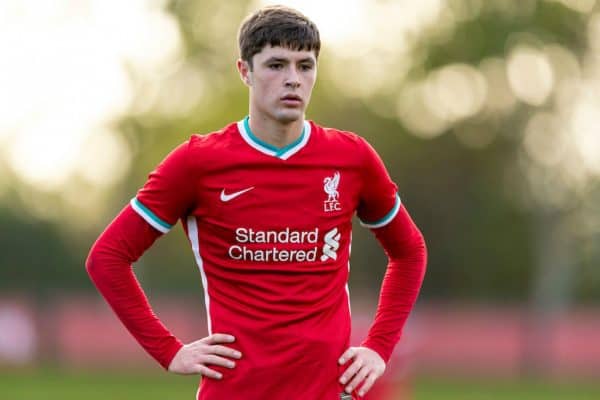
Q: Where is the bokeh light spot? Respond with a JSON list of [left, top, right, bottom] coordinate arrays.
[[507, 45, 555, 106]]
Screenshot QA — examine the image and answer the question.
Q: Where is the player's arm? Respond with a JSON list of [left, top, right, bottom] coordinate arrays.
[[360, 205, 426, 362], [86, 141, 241, 377], [339, 206, 426, 395], [86, 205, 182, 369], [338, 138, 427, 397]]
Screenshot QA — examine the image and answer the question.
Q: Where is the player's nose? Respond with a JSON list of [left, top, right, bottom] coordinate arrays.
[[284, 67, 301, 88]]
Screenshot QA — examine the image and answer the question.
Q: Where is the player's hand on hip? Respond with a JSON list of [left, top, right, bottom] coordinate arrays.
[[168, 333, 242, 379], [338, 346, 386, 397]]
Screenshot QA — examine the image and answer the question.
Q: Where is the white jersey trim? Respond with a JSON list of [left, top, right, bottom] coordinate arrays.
[[346, 232, 352, 316], [130, 197, 172, 234], [187, 216, 213, 335], [359, 194, 402, 229], [237, 117, 311, 160]]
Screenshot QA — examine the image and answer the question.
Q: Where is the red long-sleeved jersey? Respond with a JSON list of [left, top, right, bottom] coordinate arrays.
[[86, 118, 427, 399]]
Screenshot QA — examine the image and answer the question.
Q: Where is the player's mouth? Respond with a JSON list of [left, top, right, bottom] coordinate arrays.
[[280, 94, 303, 106]]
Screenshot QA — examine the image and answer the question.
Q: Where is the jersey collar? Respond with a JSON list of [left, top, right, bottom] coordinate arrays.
[[237, 116, 311, 160]]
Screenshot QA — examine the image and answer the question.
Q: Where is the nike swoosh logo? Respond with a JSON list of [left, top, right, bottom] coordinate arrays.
[[220, 187, 254, 202]]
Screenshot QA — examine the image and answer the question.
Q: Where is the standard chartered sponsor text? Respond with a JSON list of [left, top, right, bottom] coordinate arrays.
[[229, 227, 319, 262], [229, 245, 318, 262], [235, 227, 318, 244]]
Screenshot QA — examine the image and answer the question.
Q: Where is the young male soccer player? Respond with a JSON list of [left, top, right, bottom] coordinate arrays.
[[86, 5, 427, 399]]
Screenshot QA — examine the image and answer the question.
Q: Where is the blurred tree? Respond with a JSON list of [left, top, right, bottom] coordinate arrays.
[[1, 0, 599, 311]]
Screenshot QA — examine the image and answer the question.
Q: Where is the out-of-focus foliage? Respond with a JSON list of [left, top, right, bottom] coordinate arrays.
[[1, 0, 599, 305]]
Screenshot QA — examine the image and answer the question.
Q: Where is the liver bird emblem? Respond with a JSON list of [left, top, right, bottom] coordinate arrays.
[[323, 172, 340, 202]]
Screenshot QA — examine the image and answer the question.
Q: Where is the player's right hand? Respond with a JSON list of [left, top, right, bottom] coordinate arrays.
[[167, 333, 242, 379]]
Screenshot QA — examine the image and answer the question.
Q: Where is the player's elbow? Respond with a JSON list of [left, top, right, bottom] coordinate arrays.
[[415, 227, 427, 261], [413, 228, 427, 274], [85, 242, 109, 285], [85, 246, 100, 282]]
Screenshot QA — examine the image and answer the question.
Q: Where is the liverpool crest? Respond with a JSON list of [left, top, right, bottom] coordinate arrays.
[[323, 172, 341, 212]]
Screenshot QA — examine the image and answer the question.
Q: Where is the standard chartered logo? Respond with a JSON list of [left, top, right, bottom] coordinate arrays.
[[320, 227, 341, 262], [227, 227, 341, 263]]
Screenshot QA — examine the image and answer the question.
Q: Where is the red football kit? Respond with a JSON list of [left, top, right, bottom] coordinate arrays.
[[87, 117, 427, 399]]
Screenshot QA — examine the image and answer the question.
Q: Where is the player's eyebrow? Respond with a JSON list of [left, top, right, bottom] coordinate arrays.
[[298, 58, 315, 65], [263, 57, 315, 65]]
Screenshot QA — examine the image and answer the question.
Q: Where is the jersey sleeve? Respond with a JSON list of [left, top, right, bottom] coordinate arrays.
[[356, 137, 401, 229], [361, 206, 427, 362], [86, 205, 184, 369], [130, 141, 196, 233]]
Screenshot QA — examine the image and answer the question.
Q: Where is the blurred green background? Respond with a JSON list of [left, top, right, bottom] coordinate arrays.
[[1, 0, 600, 399]]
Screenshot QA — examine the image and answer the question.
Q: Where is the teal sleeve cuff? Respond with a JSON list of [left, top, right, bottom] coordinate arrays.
[[130, 197, 173, 233], [359, 194, 401, 229]]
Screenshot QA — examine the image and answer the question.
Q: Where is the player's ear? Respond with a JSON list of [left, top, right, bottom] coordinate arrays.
[[237, 59, 252, 87]]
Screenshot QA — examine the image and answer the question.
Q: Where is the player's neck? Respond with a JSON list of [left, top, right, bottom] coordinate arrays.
[[247, 114, 304, 149]]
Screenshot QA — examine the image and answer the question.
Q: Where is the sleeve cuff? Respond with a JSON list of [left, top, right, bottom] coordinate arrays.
[[130, 198, 173, 234], [160, 339, 184, 370], [361, 340, 393, 364], [359, 194, 401, 229]]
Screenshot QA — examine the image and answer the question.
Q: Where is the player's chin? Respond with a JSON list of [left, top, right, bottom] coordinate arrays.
[[275, 109, 304, 124]]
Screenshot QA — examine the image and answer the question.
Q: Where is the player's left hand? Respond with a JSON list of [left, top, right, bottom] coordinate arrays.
[[338, 346, 386, 397]]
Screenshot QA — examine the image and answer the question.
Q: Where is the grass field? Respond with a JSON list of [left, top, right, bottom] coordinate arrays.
[[2, 367, 600, 399]]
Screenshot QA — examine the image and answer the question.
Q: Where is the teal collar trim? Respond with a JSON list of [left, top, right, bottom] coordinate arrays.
[[237, 116, 311, 160]]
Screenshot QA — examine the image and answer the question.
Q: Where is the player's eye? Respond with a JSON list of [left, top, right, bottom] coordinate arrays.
[[269, 63, 283, 70], [300, 64, 313, 71]]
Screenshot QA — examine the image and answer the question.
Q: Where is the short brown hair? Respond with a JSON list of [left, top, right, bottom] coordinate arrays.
[[238, 5, 321, 68]]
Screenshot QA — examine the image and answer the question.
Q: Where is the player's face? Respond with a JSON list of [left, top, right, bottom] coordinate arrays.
[[238, 45, 317, 124]]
